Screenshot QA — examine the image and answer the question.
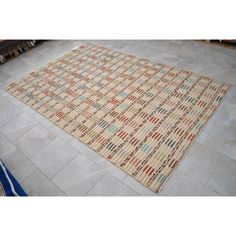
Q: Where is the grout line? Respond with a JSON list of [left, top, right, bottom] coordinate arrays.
[[84, 172, 107, 196], [27, 135, 79, 170], [0, 113, 39, 144], [198, 131, 236, 161], [42, 135, 138, 196], [22, 167, 68, 197], [0, 122, 72, 196], [204, 166, 224, 196], [168, 172, 222, 196], [180, 171, 223, 196], [0, 131, 40, 186], [121, 175, 156, 196], [49, 152, 78, 180], [0, 110, 23, 129], [0, 96, 24, 128], [164, 172, 184, 196], [66, 140, 138, 188], [166, 175, 184, 196], [85, 171, 141, 196]]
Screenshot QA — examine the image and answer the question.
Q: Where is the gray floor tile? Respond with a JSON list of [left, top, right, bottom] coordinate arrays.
[[31, 137, 78, 178], [123, 175, 157, 196], [53, 154, 106, 196], [3, 64, 33, 80], [199, 50, 231, 72], [0, 96, 21, 127], [203, 123, 236, 161], [168, 175, 219, 196], [0, 70, 11, 84], [0, 132, 37, 182], [21, 47, 54, 67], [196, 118, 217, 144], [31, 112, 53, 128], [175, 56, 199, 71], [158, 170, 183, 195], [87, 173, 138, 196], [38, 42, 77, 59], [178, 59, 205, 75], [123, 45, 165, 62], [177, 41, 206, 59], [1, 57, 24, 74], [212, 102, 236, 128], [5, 94, 22, 106], [57, 191, 67, 196], [222, 47, 236, 66], [0, 78, 14, 89], [214, 68, 236, 85], [11, 158, 37, 183], [22, 169, 62, 196], [16, 124, 57, 159], [0, 112, 38, 144], [98, 160, 127, 182], [0, 132, 17, 159], [198, 62, 226, 78], [149, 40, 183, 56], [21, 107, 37, 117], [155, 52, 183, 67], [105, 40, 133, 50], [177, 143, 222, 185], [0, 88, 9, 97], [5, 95, 37, 116], [207, 155, 236, 195], [49, 124, 73, 142], [224, 85, 236, 105], [69, 138, 104, 163], [18, 104, 36, 116]]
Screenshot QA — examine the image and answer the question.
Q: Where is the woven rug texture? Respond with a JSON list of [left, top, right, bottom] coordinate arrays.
[[5, 44, 231, 192]]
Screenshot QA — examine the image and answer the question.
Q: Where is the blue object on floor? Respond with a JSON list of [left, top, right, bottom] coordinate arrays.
[[0, 159, 27, 196]]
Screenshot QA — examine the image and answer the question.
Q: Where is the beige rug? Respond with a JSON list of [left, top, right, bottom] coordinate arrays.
[[5, 44, 231, 192]]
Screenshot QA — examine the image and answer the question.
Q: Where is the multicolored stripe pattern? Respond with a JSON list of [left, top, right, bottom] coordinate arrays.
[[5, 44, 231, 192]]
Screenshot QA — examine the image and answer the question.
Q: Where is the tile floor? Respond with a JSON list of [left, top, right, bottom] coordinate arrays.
[[0, 40, 236, 196]]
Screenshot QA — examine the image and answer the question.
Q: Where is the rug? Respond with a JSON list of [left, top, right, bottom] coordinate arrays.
[[5, 44, 231, 192]]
